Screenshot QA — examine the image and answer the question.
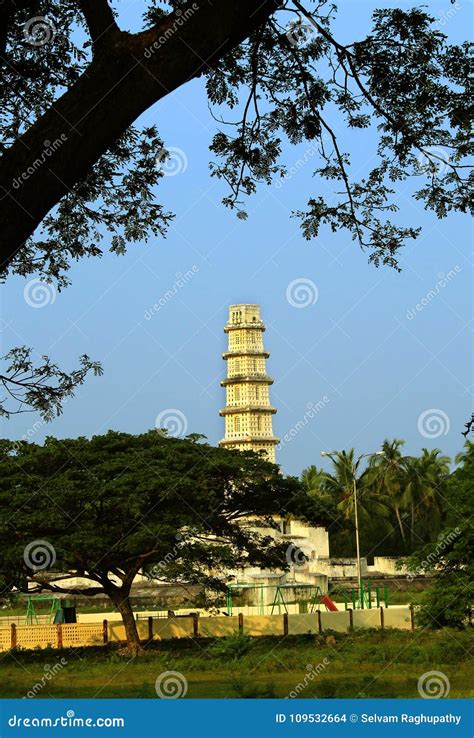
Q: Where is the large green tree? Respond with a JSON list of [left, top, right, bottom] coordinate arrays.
[[0, 430, 309, 652], [0, 0, 472, 417], [406, 442, 474, 628]]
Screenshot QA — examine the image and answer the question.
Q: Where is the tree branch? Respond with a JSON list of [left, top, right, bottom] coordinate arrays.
[[0, 0, 279, 274], [76, 0, 120, 51]]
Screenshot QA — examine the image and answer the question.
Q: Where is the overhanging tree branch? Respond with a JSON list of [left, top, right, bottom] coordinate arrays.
[[76, 0, 120, 51]]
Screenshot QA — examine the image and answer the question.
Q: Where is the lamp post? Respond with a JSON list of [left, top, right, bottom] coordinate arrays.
[[321, 450, 383, 602]]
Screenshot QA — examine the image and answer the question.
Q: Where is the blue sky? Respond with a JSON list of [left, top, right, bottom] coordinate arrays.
[[1, 0, 472, 475]]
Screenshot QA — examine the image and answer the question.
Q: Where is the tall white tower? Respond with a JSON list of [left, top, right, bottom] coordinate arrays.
[[219, 304, 279, 463]]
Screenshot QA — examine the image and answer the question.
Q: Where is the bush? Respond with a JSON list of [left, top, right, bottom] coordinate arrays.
[[207, 634, 254, 660]]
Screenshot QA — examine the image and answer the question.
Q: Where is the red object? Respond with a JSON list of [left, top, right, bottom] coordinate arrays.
[[321, 595, 338, 612]]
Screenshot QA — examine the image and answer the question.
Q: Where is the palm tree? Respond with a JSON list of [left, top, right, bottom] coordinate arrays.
[[366, 439, 409, 542], [401, 449, 450, 544], [322, 450, 390, 527]]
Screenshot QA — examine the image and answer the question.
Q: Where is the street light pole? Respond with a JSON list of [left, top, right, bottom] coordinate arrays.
[[321, 449, 383, 607], [352, 468, 362, 598]]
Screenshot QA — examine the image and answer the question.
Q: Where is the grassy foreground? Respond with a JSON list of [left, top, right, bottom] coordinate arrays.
[[0, 629, 472, 699]]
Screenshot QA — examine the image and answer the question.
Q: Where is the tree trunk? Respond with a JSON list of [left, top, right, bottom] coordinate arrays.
[[107, 585, 143, 655], [394, 505, 406, 542], [411, 501, 415, 545], [0, 0, 279, 272]]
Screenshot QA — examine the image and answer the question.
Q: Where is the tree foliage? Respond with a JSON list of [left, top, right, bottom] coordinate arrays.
[[0, 0, 472, 418], [406, 442, 474, 628], [0, 430, 313, 651], [302, 439, 452, 557]]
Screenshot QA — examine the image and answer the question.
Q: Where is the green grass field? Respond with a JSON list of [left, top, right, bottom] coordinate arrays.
[[1, 628, 472, 699]]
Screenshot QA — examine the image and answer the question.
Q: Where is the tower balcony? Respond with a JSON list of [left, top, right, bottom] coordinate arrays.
[[221, 374, 274, 387], [219, 405, 277, 416], [219, 435, 280, 447], [224, 321, 265, 333], [222, 349, 270, 359]]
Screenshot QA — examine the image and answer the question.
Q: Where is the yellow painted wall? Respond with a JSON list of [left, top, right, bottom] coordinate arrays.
[[198, 617, 239, 638], [320, 611, 351, 633], [153, 617, 195, 640], [384, 607, 412, 630], [288, 613, 319, 635], [243, 614, 284, 636], [352, 609, 381, 629], [108, 621, 149, 643]]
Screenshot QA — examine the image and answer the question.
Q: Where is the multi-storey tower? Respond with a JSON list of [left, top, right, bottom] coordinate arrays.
[[219, 304, 279, 463]]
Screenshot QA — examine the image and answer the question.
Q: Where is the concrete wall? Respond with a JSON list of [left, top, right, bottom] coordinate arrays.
[[321, 611, 350, 633], [352, 609, 382, 629], [0, 606, 413, 650], [367, 557, 407, 575], [243, 614, 284, 636], [288, 613, 319, 635]]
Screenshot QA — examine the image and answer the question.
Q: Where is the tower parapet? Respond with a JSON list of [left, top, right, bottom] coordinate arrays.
[[219, 304, 279, 463]]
